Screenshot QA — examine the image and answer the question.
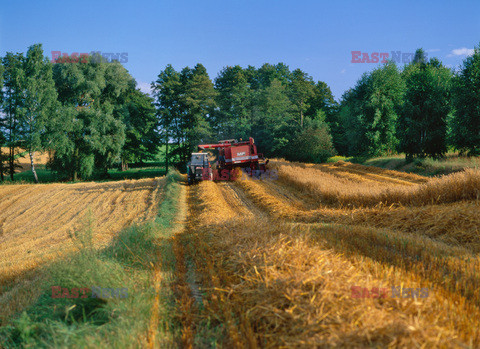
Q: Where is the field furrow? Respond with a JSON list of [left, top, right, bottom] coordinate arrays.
[[218, 182, 267, 218]]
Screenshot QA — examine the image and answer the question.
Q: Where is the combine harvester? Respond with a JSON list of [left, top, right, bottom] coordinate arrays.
[[187, 137, 268, 184]]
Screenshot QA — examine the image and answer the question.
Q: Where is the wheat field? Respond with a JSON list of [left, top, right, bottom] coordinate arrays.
[[0, 177, 165, 284], [2, 158, 480, 347], [178, 159, 480, 347], [0, 148, 50, 173], [0, 177, 165, 322]]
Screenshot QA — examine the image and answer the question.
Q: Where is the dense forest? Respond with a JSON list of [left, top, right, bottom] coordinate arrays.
[[0, 43, 479, 181]]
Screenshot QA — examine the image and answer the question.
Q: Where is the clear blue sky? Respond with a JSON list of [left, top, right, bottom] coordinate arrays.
[[1, 0, 479, 100]]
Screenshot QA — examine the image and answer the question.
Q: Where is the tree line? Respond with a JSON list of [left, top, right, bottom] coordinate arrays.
[[1, 43, 479, 182], [333, 46, 480, 159], [152, 63, 336, 172], [0, 44, 157, 182], [152, 45, 480, 169]]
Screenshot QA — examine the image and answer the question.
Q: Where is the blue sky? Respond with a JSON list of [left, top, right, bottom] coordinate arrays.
[[1, 0, 479, 100]]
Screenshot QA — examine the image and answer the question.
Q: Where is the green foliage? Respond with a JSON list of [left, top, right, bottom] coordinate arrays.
[[307, 82, 340, 155], [336, 90, 367, 155], [50, 55, 132, 179], [361, 61, 405, 155], [153, 64, 217, 170], [333, 47, 480, 161], [179, 64, 217, 161], [152, 64, 182, 172], [154, 62, 337, 164], [288, 68, 315, 127], [48, 106, 125, 180], [253, 79, 297, 156], [337, 61, 405, 157], [213, 65, 253, 139], [1, 51, 25, 180], [19, 44, 59, 182], [4, 41, 480, 180], [120, 88, 159, 165], [451, 43, 480, 155], [20, 44, 58, 151], [286, 115, 336, 163], [398, 50, 452, 159], [254, 63, 292, 89]]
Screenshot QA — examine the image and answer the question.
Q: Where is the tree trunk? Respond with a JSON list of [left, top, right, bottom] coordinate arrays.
[[300, 99, 304, 128], [0, 148, 3, 182], [73, 147, 79, 181], [29, 151, 39, 184], [9, 146, 14, 181], [165, 135, 169, 174]]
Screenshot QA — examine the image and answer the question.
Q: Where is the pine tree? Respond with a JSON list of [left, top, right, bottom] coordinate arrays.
[[179, 64, 217, 163], [120, 88, 158, 169], [288, 69, 315, 128], [213, 65, 252, 139], [152, 64, 182, 172], [253, 78, 296, 156]]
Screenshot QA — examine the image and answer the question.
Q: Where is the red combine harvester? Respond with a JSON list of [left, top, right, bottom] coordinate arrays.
[[199, 137, 267, 171], [187, 137, 268, 184]]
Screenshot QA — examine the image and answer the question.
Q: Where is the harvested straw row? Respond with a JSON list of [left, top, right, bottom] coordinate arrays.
[[187, 185, 478, 347], [276, 160, 419, 186], [239, 178, 480, 254], [273, 162, 480, 208]]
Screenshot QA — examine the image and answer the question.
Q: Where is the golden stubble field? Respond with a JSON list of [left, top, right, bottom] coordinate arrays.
[[178, 159, 480, 347], [2, 158, 480, 347], [0, 177, 165, 320], [0, 148, 50, 173]]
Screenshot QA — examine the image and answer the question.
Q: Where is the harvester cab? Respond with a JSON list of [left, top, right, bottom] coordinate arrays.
[[187, 152, 212, 185]]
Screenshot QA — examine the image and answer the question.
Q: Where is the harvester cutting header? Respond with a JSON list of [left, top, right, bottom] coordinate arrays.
[[187, 137, 268, 184]]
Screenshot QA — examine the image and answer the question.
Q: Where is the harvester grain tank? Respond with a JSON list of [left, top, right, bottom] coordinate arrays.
[[198, 137, 267, 171]]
